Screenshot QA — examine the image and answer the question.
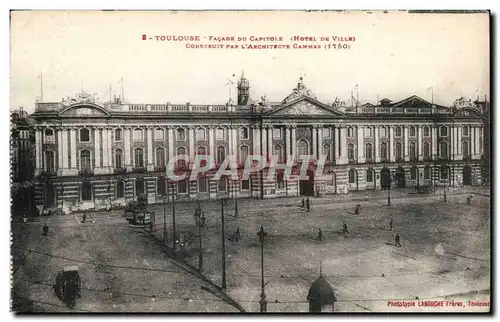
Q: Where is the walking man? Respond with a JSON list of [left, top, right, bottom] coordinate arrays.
[[306, 197, 311, 212], [42, 223, 48, 236], [82, 213, 87, 223], [317, 228, 323, 241], [342, 221, 349, 236], [395, 233, 402, 247], [301, 198, 305, 208], [389, 217, 393, 231]]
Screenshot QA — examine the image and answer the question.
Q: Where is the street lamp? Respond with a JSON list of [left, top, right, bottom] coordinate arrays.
[[163, 186, 167, 245], [451, 107, 458, 187], [221, 198, 227, 290], [171, 182, 177, 252], [257, 225, 268, 313], [196, 211, 206, 274], [387, 173, 392, 206]]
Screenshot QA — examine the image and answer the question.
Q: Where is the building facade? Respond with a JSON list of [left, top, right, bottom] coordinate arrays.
[[29, 76, 486, 214]]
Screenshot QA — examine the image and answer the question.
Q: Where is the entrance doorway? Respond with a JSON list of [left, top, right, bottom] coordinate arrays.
[[44, 183, 56, 208], [463, 165, 472, 186], [300, 169, 315, 196], [395, 166, 406, 188]]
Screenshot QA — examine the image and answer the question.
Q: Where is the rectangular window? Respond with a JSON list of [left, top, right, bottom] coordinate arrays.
[[215, 128, 225, 140], [273, 128, 281, 139], [134, 129, 143, 141], [364, 127, 372, 138], [115, 129, 122, 142], [241, 179, 250, 190], [323, 128, 330, 138], [155, 129, 165, 140], [380, 127, 387, 138]]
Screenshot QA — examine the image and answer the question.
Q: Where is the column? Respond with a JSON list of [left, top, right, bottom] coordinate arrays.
[[389, 126, 395, 162], [96, 128, 102, 168], [291, 126, 297, 160], [124, 128, 131, 168], [107, 128, 112, 169], [252, 126, 260, 156], [261, 127, 267, 158], [57, 129, 63, 170], [231, 127, 238, 158], [474, 126, 481, 159], [188, 126, 195, 159], [338, 127, 347, 164], [267, 126, 273, 160], [70, 129, 77, 169], [312, 127, 317, 159], [334, 127, 340, 162], [35, 129, 41, 174], [147, 127, 154, 170], [102, 128, 108, 169], [228, 126, 233, 160], [62, 129, 69, 169], [168, 127, 175, 160], [284, 127, 291, 162], [403, 126, 409, 161], [317, 126, 323, 161], [374, 126, 380, 162], [456, 126, 463, 160], [431, 126, 438, 158], [417, 126, 423, 160], [357, 126, 364, 163]]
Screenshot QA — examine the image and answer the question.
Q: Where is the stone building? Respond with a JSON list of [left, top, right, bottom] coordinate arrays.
[[29, 75, 485, 214]]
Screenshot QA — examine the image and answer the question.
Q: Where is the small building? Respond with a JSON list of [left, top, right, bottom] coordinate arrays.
[[307, 274, 337, 312]]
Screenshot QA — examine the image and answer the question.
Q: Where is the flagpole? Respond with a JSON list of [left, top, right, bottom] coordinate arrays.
[[40, 73, 44, 102], [121, 78, 125, 103]]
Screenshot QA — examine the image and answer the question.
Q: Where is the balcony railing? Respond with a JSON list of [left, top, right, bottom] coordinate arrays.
[[365, 158, 374, 164], [114, 167, 127, 174], [348, 159, 357, 164], [132, 166, 147, 173], [39, 169, 57, 179], [155, 165, 167, 172], [395, 157, 404, 162], [78, 168, 94, 177]]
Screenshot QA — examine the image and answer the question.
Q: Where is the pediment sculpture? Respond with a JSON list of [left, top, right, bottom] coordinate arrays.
[[286, 101, 326, 115]]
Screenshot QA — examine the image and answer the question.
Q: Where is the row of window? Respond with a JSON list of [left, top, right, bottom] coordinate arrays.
[[346, 140, 473, 161], [80, 176, 252, 201], [348, 165, 441, 184], [42, 139, 477, 171], [346, 125, 474, 139], [41, 125, 479, 145]]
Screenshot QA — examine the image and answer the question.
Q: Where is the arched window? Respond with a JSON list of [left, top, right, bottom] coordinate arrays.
[[135, 179, 145, 196], [155, 128, 165, 141], [177, 147, 186, 168], [380, 126, 387, 138], [365, 143, 373, 160], [395, 142, 402, 159], [274, 145, 284, 163], [81, 182, 92, 201], [45, 150, 55, 171], [366, 169, 373, 183], [439, 141, 448, 158], [134, 148, 144, 168], [116, 181, 125, 199], [409, 142, 416, 160], [157, 177, 166, 195], [462, 141, 470, 157], [347, 127, 354, 138], [79, 128, 90, 142], [134, 128, 143, 141], [156, 147, 165, 167], [348, 169, 356, 184], [423, 142, 430, 159], [423, 126, 430, 137], [348, 144, 355, 161], [410, 167, 417, 180], [80, 150, 91, 170], [114, 128, 122, 141], [175, 178, 187, 194], [196, 128, 206, 140], [198, 177, 208, 193], [323, 144, 332, 161], [424, 166, 431, 179], [216, 146, 226, 164], [297, 140, 309, 156], [380, 142, 388, 160], [395, 126, 402, 137], [240, 127, 249, 139], [240, 145, 249, 165], [218, 176, 228, 192], [115, 149, 123, 169], [409, 126, 416, 137], [177, 128, 186, 140]]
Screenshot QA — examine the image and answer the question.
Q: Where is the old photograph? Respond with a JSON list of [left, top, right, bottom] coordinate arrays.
[[10, 10, 491, 313]]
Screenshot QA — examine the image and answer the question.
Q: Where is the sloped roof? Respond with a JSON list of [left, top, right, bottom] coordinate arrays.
[[307, 275, 337, 305]]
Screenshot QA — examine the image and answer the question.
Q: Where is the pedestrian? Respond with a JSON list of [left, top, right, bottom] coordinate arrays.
[[82, 213, 86, 223], [466, 195, 472, 205], [149, 221, 154, 232], [389, 217, 393, 231], [306, 197, 310, 212], [317, 228, 323, 241], [42, 223, 48, 236], [301, 198, 305, 208], [342, 221, 349, 235], [395, 233, 402, 247], [443, 190, 447, 202], [235, 228, 241, 241]]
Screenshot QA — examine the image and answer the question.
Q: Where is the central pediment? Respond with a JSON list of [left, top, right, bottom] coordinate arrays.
[[265, 97, 345, 117]]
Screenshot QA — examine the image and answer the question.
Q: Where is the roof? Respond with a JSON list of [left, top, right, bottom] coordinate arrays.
[[307, 275, 337, 305]]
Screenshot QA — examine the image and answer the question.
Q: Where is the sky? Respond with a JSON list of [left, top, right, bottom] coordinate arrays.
[[10, 10, 490, 112]]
